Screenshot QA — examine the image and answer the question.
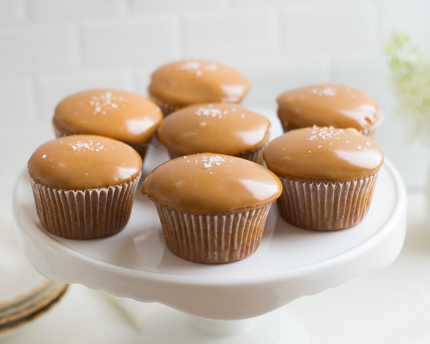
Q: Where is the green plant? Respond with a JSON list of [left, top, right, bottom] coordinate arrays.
[[384, 31, 430, 143]]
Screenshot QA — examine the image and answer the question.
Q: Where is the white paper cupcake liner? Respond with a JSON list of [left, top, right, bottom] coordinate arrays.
[[275, 172, 379, 230], [148, 93, 181, 117], [124, 141, 149, 160], [153, 203, 272, 263], [237, 146, 266, 165], [29, 172, 141, 239]]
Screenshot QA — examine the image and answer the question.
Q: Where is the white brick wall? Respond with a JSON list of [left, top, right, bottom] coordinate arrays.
[[182, 8, 279, 58], [281, 2, 378, 52], [0, 78, 35, 125], [81, 17, 179, 68], [0, 0, 26, 25], [26, 0, 127, 23], [0, 25, 79, 76], [0, 0, 429, 191]]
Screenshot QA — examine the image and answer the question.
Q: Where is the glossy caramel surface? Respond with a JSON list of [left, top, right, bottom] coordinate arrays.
[[264, 127, 384, 180], [148, 60, 251, 107], [53, 89, 162, 144], [28, 135, 142, 190], [158, 103, 270, 155], [277, 84, 381, 130], [142, 153, 282, 212]]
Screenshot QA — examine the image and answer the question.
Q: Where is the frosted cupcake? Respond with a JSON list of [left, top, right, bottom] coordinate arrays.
[[264, 127, 384, 231], [148, 60, 251, 116], [277, 84, 383, 139], [142, 153, 282, 263], [28, 135, 142, 239], [53, 89, 162, 158], [157, 103, 270, 164]]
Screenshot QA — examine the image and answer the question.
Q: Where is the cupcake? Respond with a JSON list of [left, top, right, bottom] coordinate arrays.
[[28, 135, 142, 239], [276, 84, 383, 139], [141, 153, 282, 263], [148, 60, 251, 116], [263, 127, 384, 231], [53, 89, 162, 158], [157, 103, 270, 164]]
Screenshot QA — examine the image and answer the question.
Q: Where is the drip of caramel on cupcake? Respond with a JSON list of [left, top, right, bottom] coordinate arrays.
[[264, 127, 384, 180], [148, 60, 251, 107], [28, 135, 142, 190], [277, 84, 382, 132], [53, 89, 162, 145], [142, 153, 281, 212], [157, 103, 270, 156]]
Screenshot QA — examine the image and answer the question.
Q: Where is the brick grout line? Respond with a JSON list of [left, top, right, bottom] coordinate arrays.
[[171, 14, 183, 59]]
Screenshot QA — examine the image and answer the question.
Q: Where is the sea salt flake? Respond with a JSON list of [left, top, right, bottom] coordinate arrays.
[[195, 107, 222, 117], [319, 87, 337, 96], [42, 154, 46, 158]]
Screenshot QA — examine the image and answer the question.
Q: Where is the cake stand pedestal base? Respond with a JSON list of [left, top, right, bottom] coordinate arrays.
[[137, 307, 310, 344]]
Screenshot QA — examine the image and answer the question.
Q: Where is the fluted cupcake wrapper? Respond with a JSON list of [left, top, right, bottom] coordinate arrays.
[[153, 203, 272, 263], [275, 172, 379, 231], [148, 94, 181, 117], [166, 145, 266, 165], [237, 146, 265, 165], [124, 141, 149, 160], [30, 172, 141, 239]]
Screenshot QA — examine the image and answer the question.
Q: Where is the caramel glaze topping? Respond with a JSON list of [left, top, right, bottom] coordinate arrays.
[[53, 89, 162, 145], [277, 84, 382, 131], [142, 153, 282, 213], [148, 60, 251, 107], [264, 127, 384, 180], [158, 103, 270, 155], [28, 135, 142, 190]]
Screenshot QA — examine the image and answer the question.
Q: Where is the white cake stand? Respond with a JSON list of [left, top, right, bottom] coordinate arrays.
[[13, 143, 407, 343]]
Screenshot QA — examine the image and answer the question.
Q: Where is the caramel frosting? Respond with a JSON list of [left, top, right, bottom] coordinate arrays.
[[53, 89, 162, 145], [157, 103, 270, 155], [277, 84, 382, 131], [264, 127, 384, 180], [142, 153, 282, 212], [28, 135, 142, 190], [148, 60, 251, 107]]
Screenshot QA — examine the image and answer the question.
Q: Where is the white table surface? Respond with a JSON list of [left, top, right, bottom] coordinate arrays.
[[0, 190, 427, 344]]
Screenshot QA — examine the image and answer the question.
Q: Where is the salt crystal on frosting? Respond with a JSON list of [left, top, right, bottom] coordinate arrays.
[[203, 155, 226, 168]]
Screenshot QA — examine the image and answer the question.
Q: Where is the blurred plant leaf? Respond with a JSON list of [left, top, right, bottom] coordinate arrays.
[[384, 31, 430, 144]]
